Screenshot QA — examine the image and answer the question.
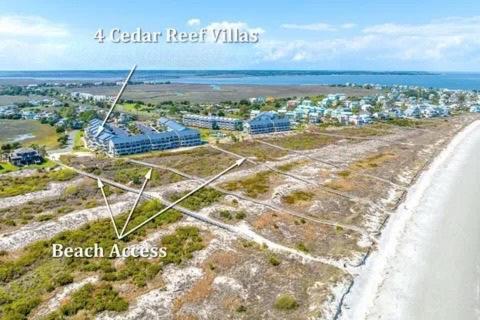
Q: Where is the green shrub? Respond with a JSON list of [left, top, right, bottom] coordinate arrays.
[[236, 305, 247, 312], [281, 190, 313, 205], [0, 288, 12, 305], [235, 211, 246, 220], [0, 169, 76, 198], [222, 171, 271, 198], [55, 272, 74, 286], [274, 294, 298, 310], [268, 254, 281, 266], [36, 214, 54, 222], [296, 243, 309, 253], [337, 170, 351, 178], [219, 210, 232, 220], [162, 227, 204, 265], [2, 296, 41, 319], [57, 283, 128, 317], [169, 188, 224, 211]]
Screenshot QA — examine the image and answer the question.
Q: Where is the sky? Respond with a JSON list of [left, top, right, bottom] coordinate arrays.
[[1, 0, 480, 71]]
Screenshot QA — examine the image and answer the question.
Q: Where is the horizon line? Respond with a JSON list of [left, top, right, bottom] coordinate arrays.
[[0, 68, 472, 73]]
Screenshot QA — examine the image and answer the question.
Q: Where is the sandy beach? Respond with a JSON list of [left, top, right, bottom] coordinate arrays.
[[339, 120, 480, 320]]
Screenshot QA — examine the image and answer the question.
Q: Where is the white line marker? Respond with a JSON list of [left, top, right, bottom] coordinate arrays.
[[97, 178, 121, 238], [95, 65, 137, 137], [119, 168, 152, 236], [119, 158, 245, 239]]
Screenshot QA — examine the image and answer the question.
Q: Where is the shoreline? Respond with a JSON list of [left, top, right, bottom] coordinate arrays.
[[336, 119, 480, 319]]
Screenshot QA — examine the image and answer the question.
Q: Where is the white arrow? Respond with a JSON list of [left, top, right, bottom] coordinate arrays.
[[119, 158, 245, 239], [98, 178, 121, 238], [95, 65, 137, 137], [119, 168, 152, 237]]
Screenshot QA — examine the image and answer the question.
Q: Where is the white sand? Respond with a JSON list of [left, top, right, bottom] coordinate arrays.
[[339, 120, 480, 320]]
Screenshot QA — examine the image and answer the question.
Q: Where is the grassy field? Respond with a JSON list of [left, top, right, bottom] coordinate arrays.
[[222, 171, 275, 198], [66, 83, 380, 104], [0, 168, 76, 198], [0, 119, 60, 149], [265, 133, 339, 150]]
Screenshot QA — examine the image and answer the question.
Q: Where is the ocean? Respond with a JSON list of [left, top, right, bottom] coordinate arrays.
[[1, 70, 480, 90]]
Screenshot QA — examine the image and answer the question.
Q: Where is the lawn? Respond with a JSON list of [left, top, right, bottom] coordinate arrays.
[[0, 119, 60, 149], [117, 103, 158, 118], [72, 130, 88, 151]]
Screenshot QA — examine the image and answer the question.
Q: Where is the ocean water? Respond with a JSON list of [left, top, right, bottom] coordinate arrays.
[[1, 70, 480, 90]]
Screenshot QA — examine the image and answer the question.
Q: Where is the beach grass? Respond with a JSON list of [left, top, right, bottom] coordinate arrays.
[[0, 160, 57, 175], [0, 168, 76, 198]]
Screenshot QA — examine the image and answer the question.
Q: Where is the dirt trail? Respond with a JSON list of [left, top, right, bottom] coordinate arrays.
[[0, 194, 135, 251]]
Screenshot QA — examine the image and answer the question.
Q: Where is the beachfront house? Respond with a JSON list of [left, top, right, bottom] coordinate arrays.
[[9, 148, 43, 166]]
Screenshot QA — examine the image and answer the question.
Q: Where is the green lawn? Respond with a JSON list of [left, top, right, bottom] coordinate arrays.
[[117, 103, 158, 118], [0, 119, 60, 149], [72, 130, 88, 151]]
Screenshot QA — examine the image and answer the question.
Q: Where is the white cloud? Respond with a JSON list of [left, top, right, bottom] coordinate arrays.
[[0, 15, 68, 37], [258, 36, 377, 62], [0, 39, 68, 68], [205, 21, 264, 35], [187, 18, 201, 26], [258, 16, 480, 69], [281, 23, 336, 32], [341, 23, 357, 29], [203, 21, 264, 43], [363, 17, 480, 36], [0, 15, 70, 69]]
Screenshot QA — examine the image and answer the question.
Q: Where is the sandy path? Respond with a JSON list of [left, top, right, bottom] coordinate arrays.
[[0, 194, 135, 251]]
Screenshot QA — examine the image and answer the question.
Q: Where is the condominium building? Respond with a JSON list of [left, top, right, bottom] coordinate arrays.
[[85, 118, 202, 156], [244, 111, 291, 135], [182, 114, 243, 131]]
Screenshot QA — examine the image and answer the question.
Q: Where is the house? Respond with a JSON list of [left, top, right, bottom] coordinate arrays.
[[349, 114, 373, 125], [404, 106, 422, 119], [9, 148, 43, 166], [21, 110, 36, 120], [182, 114, 243, 131], [287, 100, 299, 109], [470, 105, 480, 113], [244, 112, 291, 135]]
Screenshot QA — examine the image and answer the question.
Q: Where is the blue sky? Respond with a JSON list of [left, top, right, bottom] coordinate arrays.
[[1, 0, 480, 71]]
